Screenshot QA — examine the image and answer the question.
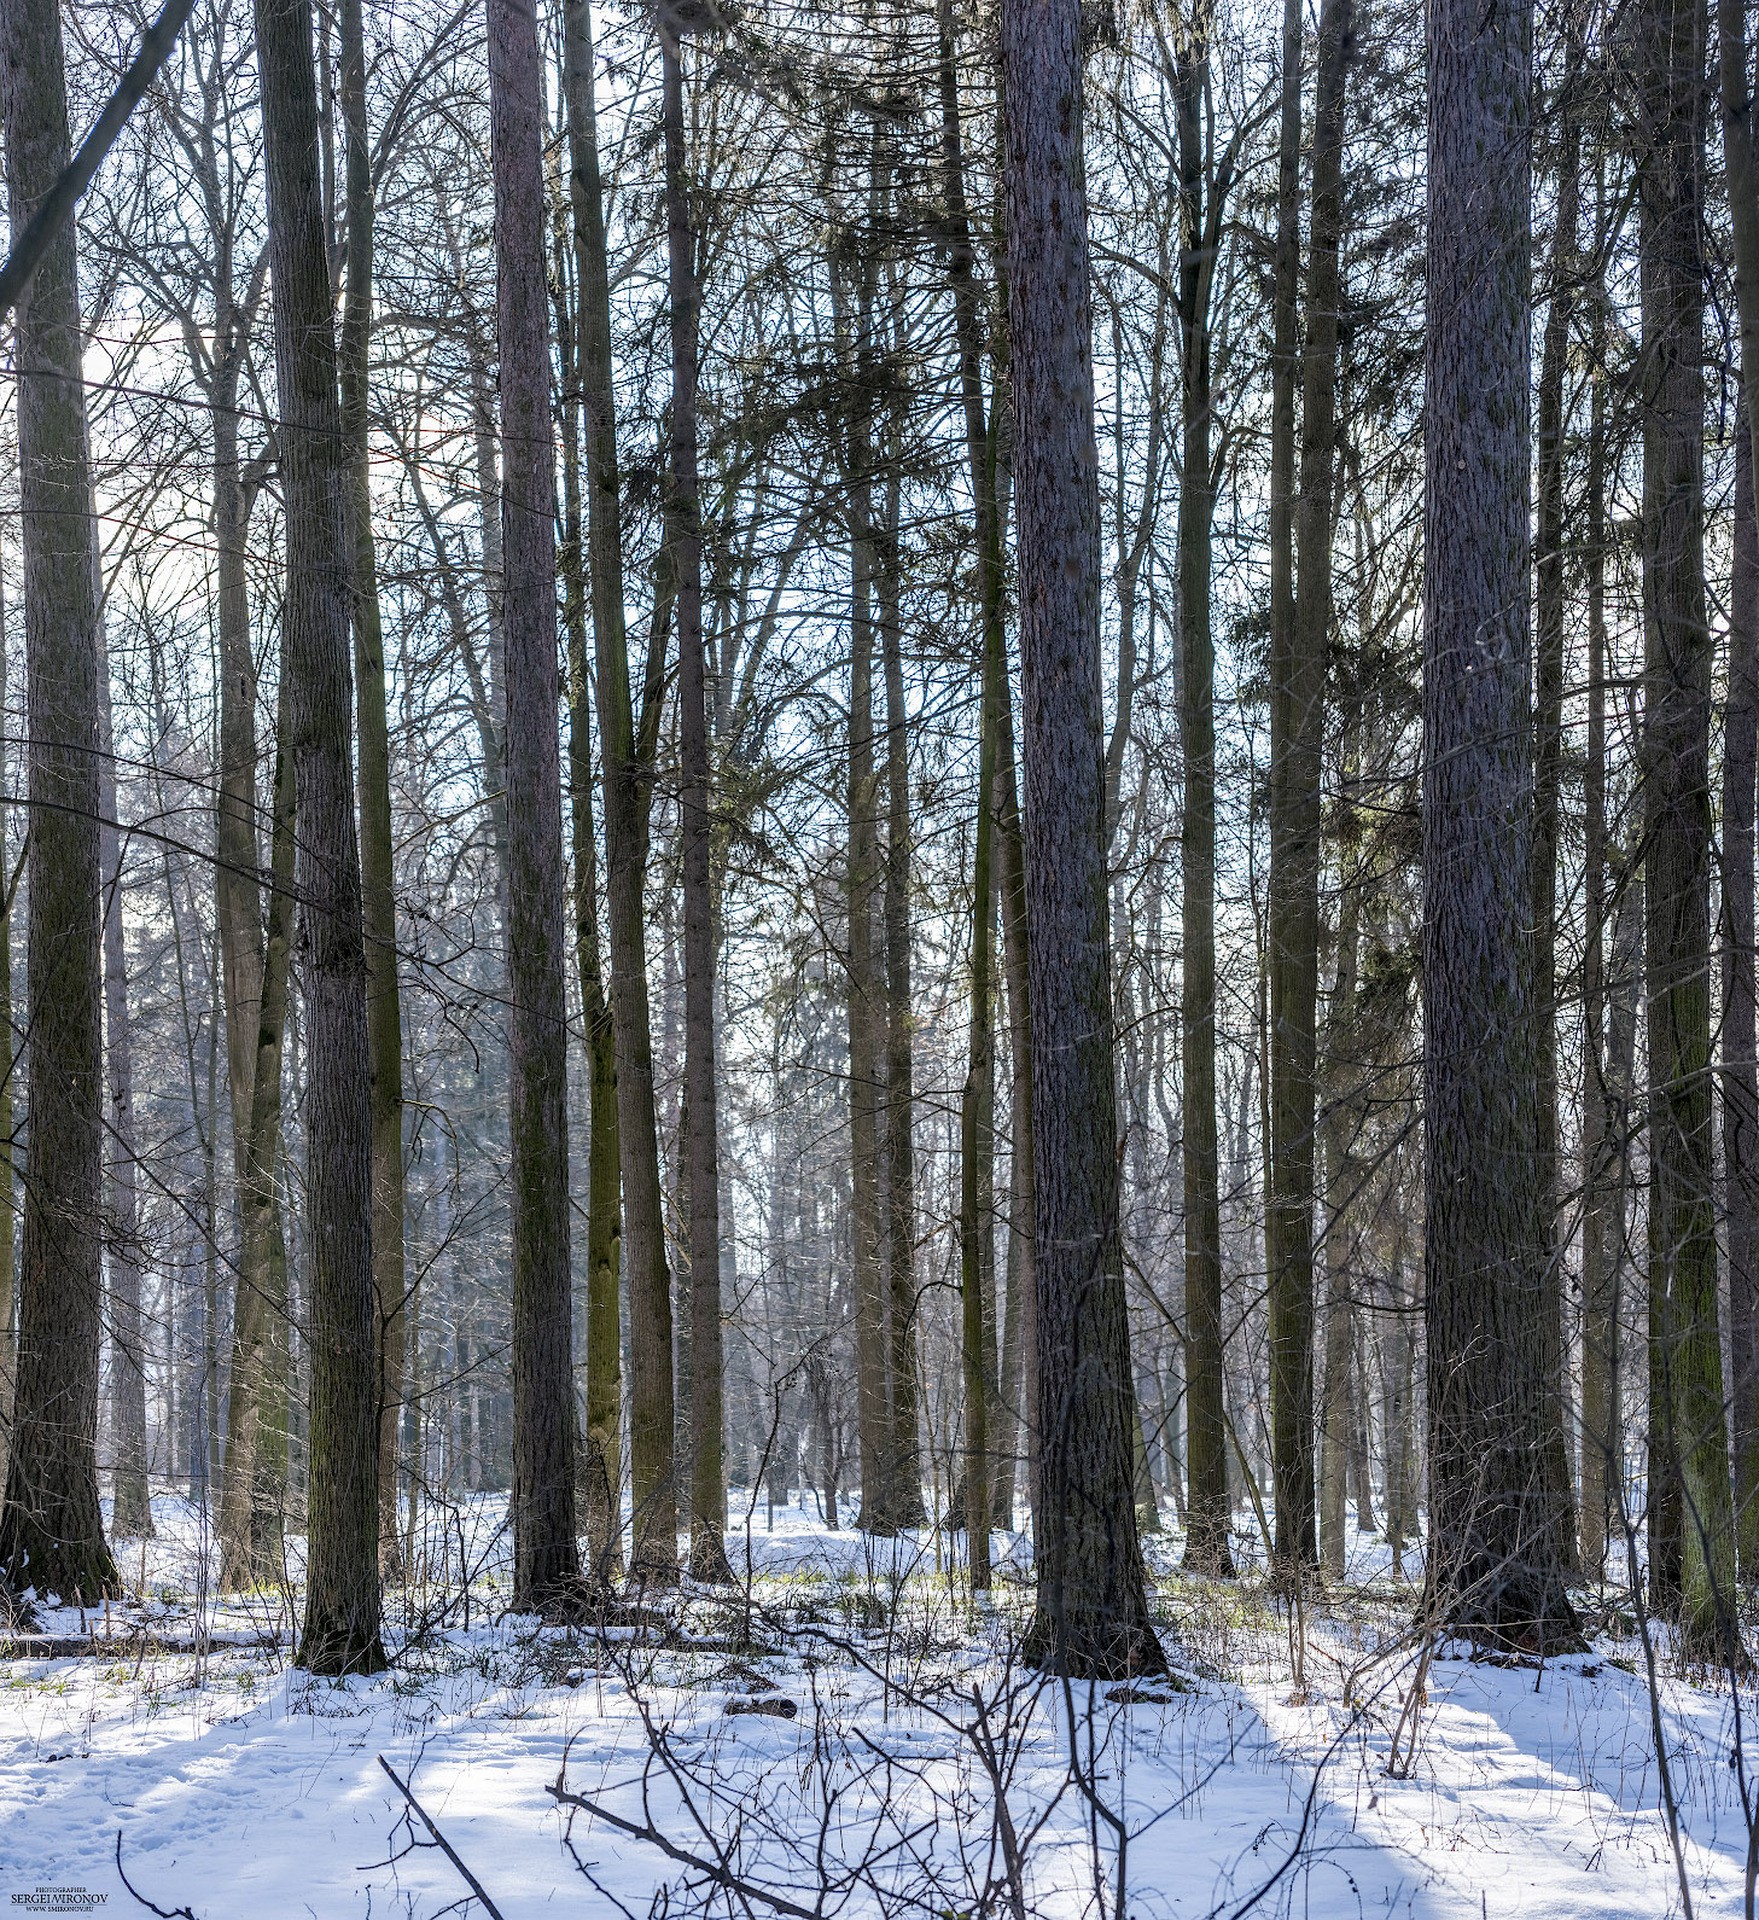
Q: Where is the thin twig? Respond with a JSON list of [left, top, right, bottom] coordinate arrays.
[[377, 1754, 506, 1920]]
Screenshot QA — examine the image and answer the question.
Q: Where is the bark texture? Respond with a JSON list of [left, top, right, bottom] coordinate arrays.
[[1637, 0, 1739, 1662], [1004, 0, 1164, 1677], [488, 0, 584, 1614], [0, 0, 118, 1606], [254, 0, 384, 1674], [1422, 0, 1577, 1652]]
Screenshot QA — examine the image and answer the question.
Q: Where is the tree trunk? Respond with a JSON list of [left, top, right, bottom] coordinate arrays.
[[1003, 0, 1164, 1678], [659, 29, 734, 1587], [1718, 0, 1759, 1580], [553, 23, 623, 1580], [1269, 0, 1352, 1581], [253, 0, 383, 1673], [1727, 401, 1759, 1578], [563, 0, 676, 1589], [487, 0, 583, 1615], [0, 579, 15, 1493], [1319, 726, 1361, 1579], [1579, 271, 1619, 1582], [934, 0, 1028, 1535], [1638, 0, 1739, 1663], [880, 469, 924, 1531], [1173, 9, 1233, 1581], [1532, 41, 1584, 1578], [0, 0, 118, 1607], [339, 0, 407, 1582], [1422, 0, 1577, 1651], [98, 647, 150, 1540]]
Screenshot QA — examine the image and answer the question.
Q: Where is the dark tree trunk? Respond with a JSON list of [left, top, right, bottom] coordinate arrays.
[[1003, 0, 1164, 1678], [1173, 8, 1233, 1581], [1579, 290, 1619, 1583], [660, 29, 733, 1587], [1727, 402, 1759, 1577], [1719, 0, 1759, 1581], [487, 0, 583, 1615], [880, 471, 924, 1531], [339, 0, 407, 1582], [1531, 40, 1584, 1578], [1638, 0, 1739, 1662], [1269, 0, 1352, 1580], [253, 0, 383, 1673], [98, 650, 150, 1540], [560, 0, 672, 1587], [1422, 0, 1577, 1652], [0, 0, 118, 1607], [554, 4, 622, 1581]]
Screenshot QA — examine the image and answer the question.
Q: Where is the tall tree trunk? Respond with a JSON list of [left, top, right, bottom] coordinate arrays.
[[487, 0, 583, 1615], [253, 0, 383, 1673], [0, 579, 15, 1492], [1422, 0, 1576, 1650], [879, 465, 924, 1529], [1639, 0, 1739, 1662], [0, 0, 118, 1606], [1718, 0, 1759, 1580], [1532, 38, 1583, 1578], [1004, 0, 1164, 1678], [1174, 5, 1233, 1581], [839, 204, 892, 1536], [339, 0, 407, 1581], [563, 0, 676, 1588], [1319, 722, 1361, 1579], [934, 0, 1029, 1533], [660, 27, 733, 1587], [1579, 294, 1619, 1583], [98, 649, 150, 1540], [553, 35, 622, 1580], [1264, 0, 1301, 1575], [1727, 403, 1759, 1578], [1269, 0, 1352, 1580]]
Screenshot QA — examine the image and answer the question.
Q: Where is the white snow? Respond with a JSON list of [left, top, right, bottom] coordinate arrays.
[[0, 1494, 1751, 1917]]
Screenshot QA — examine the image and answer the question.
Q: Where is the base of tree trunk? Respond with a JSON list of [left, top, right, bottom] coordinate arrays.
[[1428, 1570, 1583, 1660], [295, 1614, 388, 1677], [1181, 1523, 1236, 1580], [1021, 1601, 1168, 1681], [0, 1506, 119, 1610], [687, 1526, 736, 1584]]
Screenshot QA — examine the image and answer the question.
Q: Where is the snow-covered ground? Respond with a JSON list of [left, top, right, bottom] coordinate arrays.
[[0, 1492, 1752, 1917]]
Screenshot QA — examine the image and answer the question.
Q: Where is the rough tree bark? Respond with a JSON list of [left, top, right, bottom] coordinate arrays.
[[0, 0, 118, 1606], [564, 0, 677, 1587], [487, 0, 584, 1615], [1422, 0, 1577, 1652], [1004, 0, 1164, 1677], [1727, 404, 1759, 1577], [555, 0, 623, 1580], [98, 648, 150, 1540], [1269, 0, 1352, 1580], [1173, 1, 1233, 1580], [253, 0, 383, 1674], [1638, 0, 1740, 1662], [1531, 32, 1584, 1577], [339, 0, 407, 1580], [1718, 0, 1759, 1581], [660, 23, 734, 1586]]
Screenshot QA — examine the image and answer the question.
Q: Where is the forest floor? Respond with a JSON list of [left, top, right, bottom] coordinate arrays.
[[0, 1493, 1751, 1918]]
